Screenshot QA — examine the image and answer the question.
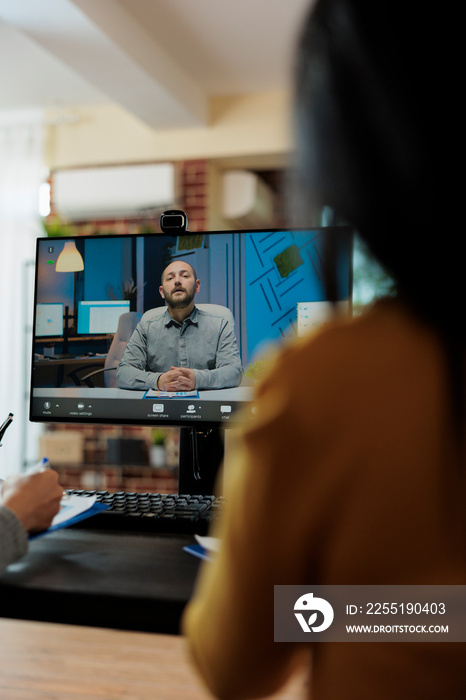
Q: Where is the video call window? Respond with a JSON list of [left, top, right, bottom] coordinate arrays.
[[30, 228, 352, 428]]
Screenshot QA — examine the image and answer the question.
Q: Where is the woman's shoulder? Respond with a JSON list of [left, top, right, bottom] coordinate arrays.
[[257, 299, 437, 398]]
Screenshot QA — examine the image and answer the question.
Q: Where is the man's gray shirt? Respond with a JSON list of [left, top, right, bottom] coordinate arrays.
[[116, 305, 243, 391]]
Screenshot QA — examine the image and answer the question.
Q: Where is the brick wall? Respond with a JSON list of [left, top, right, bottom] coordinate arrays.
[[54, 463, 178, 494], [179, 159, 209, 232], [41, 424, 179, 494]]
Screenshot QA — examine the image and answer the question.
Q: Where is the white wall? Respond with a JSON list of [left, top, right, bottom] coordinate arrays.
[[0, 111, 45, 476]]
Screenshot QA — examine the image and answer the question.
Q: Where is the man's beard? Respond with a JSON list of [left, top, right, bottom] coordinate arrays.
[[165, 286, 196, 309]]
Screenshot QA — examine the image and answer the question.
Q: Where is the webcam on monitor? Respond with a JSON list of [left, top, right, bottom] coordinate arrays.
[[160, 210, 188, 234]]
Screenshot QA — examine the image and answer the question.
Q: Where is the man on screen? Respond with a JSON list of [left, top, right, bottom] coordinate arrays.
[[116, 260, 243, 391]]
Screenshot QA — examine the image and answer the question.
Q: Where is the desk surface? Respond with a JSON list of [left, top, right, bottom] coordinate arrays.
[[0, 528, 200, 635], [0, 617, 308, 700], [35, 356, 107, 365]]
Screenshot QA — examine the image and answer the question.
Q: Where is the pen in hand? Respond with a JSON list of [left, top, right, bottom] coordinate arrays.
[[26, 457, 50, 475], [0, 457, 51, 488], [25, 458, 69, 500], [1, 459, 64, 532]]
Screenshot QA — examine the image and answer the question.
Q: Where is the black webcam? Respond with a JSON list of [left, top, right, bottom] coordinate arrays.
[[160, 210, 188, 234]]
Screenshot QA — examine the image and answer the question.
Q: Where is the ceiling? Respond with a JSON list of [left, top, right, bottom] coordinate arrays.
[[0, 0, 311, 130]]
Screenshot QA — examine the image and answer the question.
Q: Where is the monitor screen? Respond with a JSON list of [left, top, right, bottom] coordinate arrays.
[[30, 228, 352, 427], [35, 303, 64, 337], [77, 300, 131, 334]]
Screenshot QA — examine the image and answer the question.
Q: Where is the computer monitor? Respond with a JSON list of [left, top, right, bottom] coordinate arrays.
[[30, 227, 352, 493], [35, 303, 64, 337], [77, 300, 131, 334], [30, 227, 352, 431]]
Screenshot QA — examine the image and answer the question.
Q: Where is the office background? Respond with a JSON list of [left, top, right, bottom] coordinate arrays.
[[0, 0, 386, 484]]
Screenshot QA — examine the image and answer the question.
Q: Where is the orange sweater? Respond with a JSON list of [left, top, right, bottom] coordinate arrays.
[[183, 301, 466, 700]]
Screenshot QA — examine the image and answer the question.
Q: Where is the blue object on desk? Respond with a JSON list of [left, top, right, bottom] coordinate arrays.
[[183, 544, 211, 561], [143, 390, 200, 399], [29, 502, 109, 540]]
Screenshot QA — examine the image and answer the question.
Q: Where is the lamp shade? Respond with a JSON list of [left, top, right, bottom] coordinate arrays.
[[56, 241, 84, 272]]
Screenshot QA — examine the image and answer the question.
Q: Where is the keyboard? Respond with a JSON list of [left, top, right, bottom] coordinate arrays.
[[66, 489, 224, 534]]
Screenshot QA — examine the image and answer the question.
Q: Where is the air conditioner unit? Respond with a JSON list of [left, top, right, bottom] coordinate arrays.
[[222, 170, 275, 227], [53, 163, 177, 220]]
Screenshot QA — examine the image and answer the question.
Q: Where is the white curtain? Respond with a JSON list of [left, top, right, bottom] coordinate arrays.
[[0, 110, 45, 478]]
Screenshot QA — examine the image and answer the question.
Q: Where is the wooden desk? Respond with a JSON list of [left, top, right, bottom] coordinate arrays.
[[0, 618, 308, 699], [0, 530, 309, 698]]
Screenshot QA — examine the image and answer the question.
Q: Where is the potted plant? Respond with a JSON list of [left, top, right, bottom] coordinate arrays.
[[149, 429, 167, 468]]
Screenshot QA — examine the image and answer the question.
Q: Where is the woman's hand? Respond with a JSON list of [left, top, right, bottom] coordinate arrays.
[[1, 470, 63, 533]]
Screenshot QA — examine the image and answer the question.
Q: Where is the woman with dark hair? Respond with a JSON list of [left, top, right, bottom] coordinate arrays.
[[183, 1, 465, 698]]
